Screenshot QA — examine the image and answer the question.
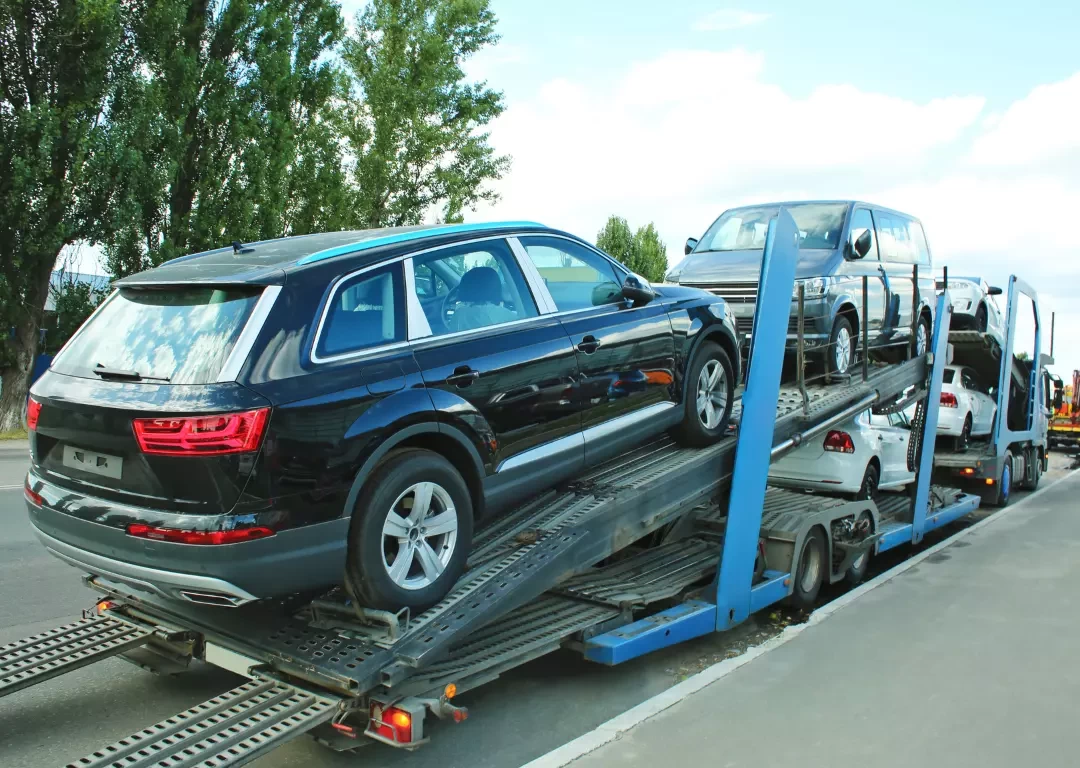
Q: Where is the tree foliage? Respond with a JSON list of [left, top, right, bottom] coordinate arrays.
[[596, 215, 669, 283], [43, 271, 107, 356]]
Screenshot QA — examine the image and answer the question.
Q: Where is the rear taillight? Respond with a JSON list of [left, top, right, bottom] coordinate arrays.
[[24, 477, 43, 506], [26, 397, 41, 431], [824, 430, 855, 454], [126, 524, 275, 545], [940, 392, 959, 408], [369, 703, 414, 744], [132, 408, 269, 456]]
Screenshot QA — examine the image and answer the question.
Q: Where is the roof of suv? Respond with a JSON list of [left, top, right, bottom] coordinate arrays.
[[116, 221, 551, 286], [723, 200, 923, 222]]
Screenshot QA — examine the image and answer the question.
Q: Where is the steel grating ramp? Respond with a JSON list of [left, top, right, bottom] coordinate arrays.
[[68, 677, 339, 768], [0, 615, 150, 698]]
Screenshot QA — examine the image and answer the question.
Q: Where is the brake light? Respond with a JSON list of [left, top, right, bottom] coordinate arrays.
[[26, 397, 41, 431], [370, 703, 413, 744], [132, 408, 269, 456], [940, 392, 959, 408], [24, 478, 43, 506], [824, 430, 855, 454], [126, 524, 275, 545]]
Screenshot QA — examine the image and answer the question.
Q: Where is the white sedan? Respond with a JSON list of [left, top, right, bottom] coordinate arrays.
[[937, 364, 996, 448], [936, 275, 1005, 344], [769, 409, 915, 499]]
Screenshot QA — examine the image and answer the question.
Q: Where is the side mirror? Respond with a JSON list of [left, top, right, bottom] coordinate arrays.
[[684, 237, 699, 256], [988, 285, 1003, 296], [621, 273, 655, 306], [848, 229, 872, 259], [1054, 390, 1064, 410]]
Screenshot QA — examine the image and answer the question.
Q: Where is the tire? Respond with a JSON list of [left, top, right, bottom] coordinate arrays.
[[673, 341, 735, 447], [913, 313, 931, 358], [981, 452, 1012, 508], [844, 511, 874, 585], [787, 528, 826, 609], [853, 461, 879, 502], [975, 304, 988, 333], [954, 415, 972, 451], [1020, 449, 1041, 491], [344, 449, 474, 612], [826, 316, 855, 377]]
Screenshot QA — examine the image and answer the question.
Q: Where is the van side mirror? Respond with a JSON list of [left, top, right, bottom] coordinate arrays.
[[988, 286, 1003, 296], [684, 237, 699, 256], [621, 273, 655, 306], [1054, 389, 1064, 410], [848, 229, 872, 259]]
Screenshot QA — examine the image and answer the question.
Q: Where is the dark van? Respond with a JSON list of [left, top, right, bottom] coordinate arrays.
[[666, 201, 937, 375]]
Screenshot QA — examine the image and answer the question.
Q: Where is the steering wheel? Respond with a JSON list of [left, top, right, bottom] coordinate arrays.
[[441, 284, 462, 329]]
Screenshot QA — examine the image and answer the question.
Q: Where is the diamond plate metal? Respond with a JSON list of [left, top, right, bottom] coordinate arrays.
[[0, 616, 149, 698], [68, 678, 338, 768]]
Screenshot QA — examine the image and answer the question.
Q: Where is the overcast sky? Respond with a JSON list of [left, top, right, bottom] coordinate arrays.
[[67, 0, 1080, 375]]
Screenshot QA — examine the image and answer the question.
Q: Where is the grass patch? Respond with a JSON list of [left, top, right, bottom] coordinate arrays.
[[0, 427, 28, 441]]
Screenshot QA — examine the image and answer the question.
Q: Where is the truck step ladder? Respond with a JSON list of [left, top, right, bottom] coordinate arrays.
[[67, 677, 340, 768], [0, 615, 150, 699]]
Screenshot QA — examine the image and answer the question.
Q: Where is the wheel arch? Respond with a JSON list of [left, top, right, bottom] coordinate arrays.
[[684, 323, 740, 397]]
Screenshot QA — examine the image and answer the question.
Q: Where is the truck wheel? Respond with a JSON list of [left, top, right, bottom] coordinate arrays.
[[674, 341, 734, 447], [845, 512, 874, 585], [787, 528, 826, 609], [345, 449, 473, 611], [1020, 449, 1041, 491], [981, 452, 1012, 508]]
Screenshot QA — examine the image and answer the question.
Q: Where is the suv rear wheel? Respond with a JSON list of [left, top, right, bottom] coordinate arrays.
[[345, 449, 473, 611]]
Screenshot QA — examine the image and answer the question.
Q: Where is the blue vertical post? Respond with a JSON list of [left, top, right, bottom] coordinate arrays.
[[714, 210, 799, 631], [910, 292, 950, 542]]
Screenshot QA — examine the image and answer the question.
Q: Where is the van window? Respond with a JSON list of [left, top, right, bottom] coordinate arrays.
[[875, 213, 916, 264], [910, 221, 932, 266], [848, 208, 879, 260], [694, 203, 847, 252]]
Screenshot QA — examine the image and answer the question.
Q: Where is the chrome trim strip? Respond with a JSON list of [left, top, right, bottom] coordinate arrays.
[[496, 432, 584, 474], [403, 257, 433, 340], [408, 313, 560, 349], [216, 284, 282, 382], [50, 289, 118, 367], [581, 402, 678, 446], [35, 528, 258, 606], [508, 236, 558, 314]]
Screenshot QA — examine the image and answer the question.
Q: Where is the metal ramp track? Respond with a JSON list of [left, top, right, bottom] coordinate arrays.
[[0, 615, 150, 699], [68, 678, 339, 768]]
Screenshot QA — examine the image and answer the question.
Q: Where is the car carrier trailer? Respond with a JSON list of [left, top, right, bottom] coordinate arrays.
[[932, 276, 1052, 507], [1, 210, 980, 767]]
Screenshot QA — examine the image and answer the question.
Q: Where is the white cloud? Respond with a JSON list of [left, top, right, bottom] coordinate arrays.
[[969, 72, 1080, 167], [693, 9, 771, 32]]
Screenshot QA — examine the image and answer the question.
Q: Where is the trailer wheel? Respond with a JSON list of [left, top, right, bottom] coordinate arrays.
[[674, 341, 735, 447], [345, 449, 473, 611], [787, 528, 826, 609], [845, 512, 874, 585], [981, 452, 1012, 508]]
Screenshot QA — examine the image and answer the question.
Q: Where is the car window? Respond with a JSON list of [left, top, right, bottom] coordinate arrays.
[[319, 264, 405, 358], [943, 369, 955, 384], [694, 203, 848, 252], [910, 220, 932, 266], [410, 239, 538, 336], [518, 236, 624, 312], [888, 411, 909, 428], [848, 208, 879, 260], [961, 369, 979, 391], [876, 213, 916, 264]]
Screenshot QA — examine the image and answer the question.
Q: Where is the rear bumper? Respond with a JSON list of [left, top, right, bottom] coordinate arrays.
[[936, 408, 965, 434], [768, 452, 859, 495], [25, 479, 349, 606]]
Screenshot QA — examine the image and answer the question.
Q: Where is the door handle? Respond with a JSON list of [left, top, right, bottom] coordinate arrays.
[[446, 367, 480, 387], [577, 335, 602, 354]]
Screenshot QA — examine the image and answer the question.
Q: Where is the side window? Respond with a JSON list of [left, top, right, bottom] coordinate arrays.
[[961, 369, 977, 391], [888, 411, 908, 428], [518, 236, 624, 312], [318, 264, 405, 358], [410, 239, 538, 336], [848, 208, 879, 260], [875, 213, 896, 261], [910, 220, 932, 266]]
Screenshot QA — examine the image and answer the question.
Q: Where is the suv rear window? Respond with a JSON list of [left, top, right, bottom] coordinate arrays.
[[53, 286, 263, 384]]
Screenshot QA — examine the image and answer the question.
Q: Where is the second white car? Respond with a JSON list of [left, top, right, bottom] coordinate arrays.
[[937, 275, 1005, 344], [769, 409, 916, 499], [937, 364, 997, 449]]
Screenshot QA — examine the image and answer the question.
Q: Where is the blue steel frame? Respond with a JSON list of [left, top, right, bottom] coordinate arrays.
[[991, 276, 1043, 453]]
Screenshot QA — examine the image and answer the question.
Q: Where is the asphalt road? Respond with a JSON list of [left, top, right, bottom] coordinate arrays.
[[0, 441, 1072, 768]]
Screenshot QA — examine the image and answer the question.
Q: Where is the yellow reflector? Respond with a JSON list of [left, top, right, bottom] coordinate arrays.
[[444, 683, 457, 699]]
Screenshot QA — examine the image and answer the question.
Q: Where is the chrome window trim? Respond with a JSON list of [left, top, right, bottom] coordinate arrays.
[[407, 312, 563, 349], [216, 285, 283, 382], [403, 256, 433, 340], [508, 236, 558, 314], [51, 288, 118, 367], [310, 259, 409, 365]]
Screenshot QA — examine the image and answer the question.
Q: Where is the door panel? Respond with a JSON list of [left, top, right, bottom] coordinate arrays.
[[874, 212, 917, 340], [878, 419, 912, 487], [838, 208, 887, 341]]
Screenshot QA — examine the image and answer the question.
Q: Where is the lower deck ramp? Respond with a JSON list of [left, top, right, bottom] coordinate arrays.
[[0, 615, 150, 699], [68, 678, 339, 768]]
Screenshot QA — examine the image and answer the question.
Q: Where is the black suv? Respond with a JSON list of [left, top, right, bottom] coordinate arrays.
[[25, 223, 739, 611]]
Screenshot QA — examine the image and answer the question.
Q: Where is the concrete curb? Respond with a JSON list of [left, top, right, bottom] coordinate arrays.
[[520, 469, 1079, 768]]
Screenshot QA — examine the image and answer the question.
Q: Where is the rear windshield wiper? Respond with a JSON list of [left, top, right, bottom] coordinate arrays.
[[93, 364, 171, 382]]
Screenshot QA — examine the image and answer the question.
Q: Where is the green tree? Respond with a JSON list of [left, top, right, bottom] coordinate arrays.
[[104, 0, 347, 277], [0, 0, 128, 431], [43, 271, 107, 356], [340, 0, 510, 228], [596, 215, 669, 283]]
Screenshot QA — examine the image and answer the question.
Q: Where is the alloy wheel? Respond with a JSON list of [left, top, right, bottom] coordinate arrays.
[[696, 359, 728, 429], [381, 482, 459, 590], [834, 326, 852, 374]]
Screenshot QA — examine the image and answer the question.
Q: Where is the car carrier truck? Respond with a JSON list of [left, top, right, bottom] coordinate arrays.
[[2, 210, 983, 767]]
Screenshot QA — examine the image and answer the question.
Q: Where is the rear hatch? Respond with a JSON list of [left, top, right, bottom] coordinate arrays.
[[30, 284, 274, 515]]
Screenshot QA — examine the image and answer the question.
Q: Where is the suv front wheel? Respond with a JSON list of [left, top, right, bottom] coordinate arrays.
[[345, 449, 474, 611], [674, 341, 735, 447]]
